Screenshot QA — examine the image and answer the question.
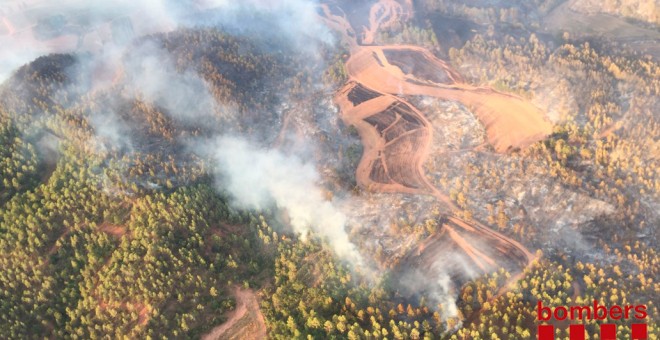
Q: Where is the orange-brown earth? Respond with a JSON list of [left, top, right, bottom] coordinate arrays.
[[362, 0, 413, 45], [398, 217, 533, 290], [335, 81, 456, 208], [344, 45, 552, 153], [98, 223, 128, 237], [202, 288, 267, 340], [322, 0, 544, 300]]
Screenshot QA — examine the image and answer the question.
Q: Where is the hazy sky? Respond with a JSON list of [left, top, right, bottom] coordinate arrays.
[[0, 0, 332, 81]]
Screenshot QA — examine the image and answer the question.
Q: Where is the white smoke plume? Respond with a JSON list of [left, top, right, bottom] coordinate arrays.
[[436, 272, 459, 318], [0, 0, 472, 318], [123, 42, 221, 123], [1, 0, 360, 265], [0, 0, 335, 150], [0, 0, 332, 82], [207, 135, 365, 266]]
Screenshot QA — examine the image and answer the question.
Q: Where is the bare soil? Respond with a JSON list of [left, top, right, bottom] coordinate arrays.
[[99, 223, 128, 237], [202, 288, 267, 340], [322, 0, 540, 302], [344, 45, 553, 153]]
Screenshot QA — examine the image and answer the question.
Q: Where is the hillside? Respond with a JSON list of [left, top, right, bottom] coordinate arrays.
[[0, 0, 658, 339]]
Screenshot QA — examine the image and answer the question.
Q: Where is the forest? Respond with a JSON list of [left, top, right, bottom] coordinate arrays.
[[1, 0, 658, 339]]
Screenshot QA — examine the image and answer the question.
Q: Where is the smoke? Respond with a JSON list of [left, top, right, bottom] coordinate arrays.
[[0, 0, 332, 83], [396, 249, 480, 320], [205, 135, 365, 266], [1, 0, 481, 320], [185, 0, 334, 55], [436, 272, 459, 318], [123, 42, 221, 123], [1, 0, 361, 261], [396, 267, 460, 319], [87, 103, 132, 153], [1, 0, 333, 147]]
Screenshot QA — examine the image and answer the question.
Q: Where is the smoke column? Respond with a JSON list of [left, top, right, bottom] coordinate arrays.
[[208, 136, 365, 266]]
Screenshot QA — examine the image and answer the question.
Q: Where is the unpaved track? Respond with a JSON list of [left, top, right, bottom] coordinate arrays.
[[321, 0, 540, 304], [345, 45, 552, 153], [336, 82, 457, 208], [400, 216, 534, 283], [324, 0, 552, 206], [202, 288, 266, 340], [362, 0, 411, 45]]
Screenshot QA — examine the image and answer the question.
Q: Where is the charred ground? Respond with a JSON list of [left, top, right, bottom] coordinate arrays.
[[0, 0, 658, 339]]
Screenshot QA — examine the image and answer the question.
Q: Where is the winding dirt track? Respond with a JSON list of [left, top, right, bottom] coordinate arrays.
[[202, 288, 266, 340], [321, 0, 540, 300], [322, 1, 551, 207], [345, 45, 552, 153], [362, 0, 412, 45]]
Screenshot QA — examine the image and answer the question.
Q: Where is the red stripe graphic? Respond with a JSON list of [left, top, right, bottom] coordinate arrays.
[[538, 322, 648, 339]]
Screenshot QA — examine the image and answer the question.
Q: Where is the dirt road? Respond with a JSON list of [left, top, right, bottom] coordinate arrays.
[[321, 0, 540, 304], [202, 288, 266, 340]]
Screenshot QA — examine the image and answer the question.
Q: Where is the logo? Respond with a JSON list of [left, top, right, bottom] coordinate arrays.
[[536, 300, 648, 339]]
